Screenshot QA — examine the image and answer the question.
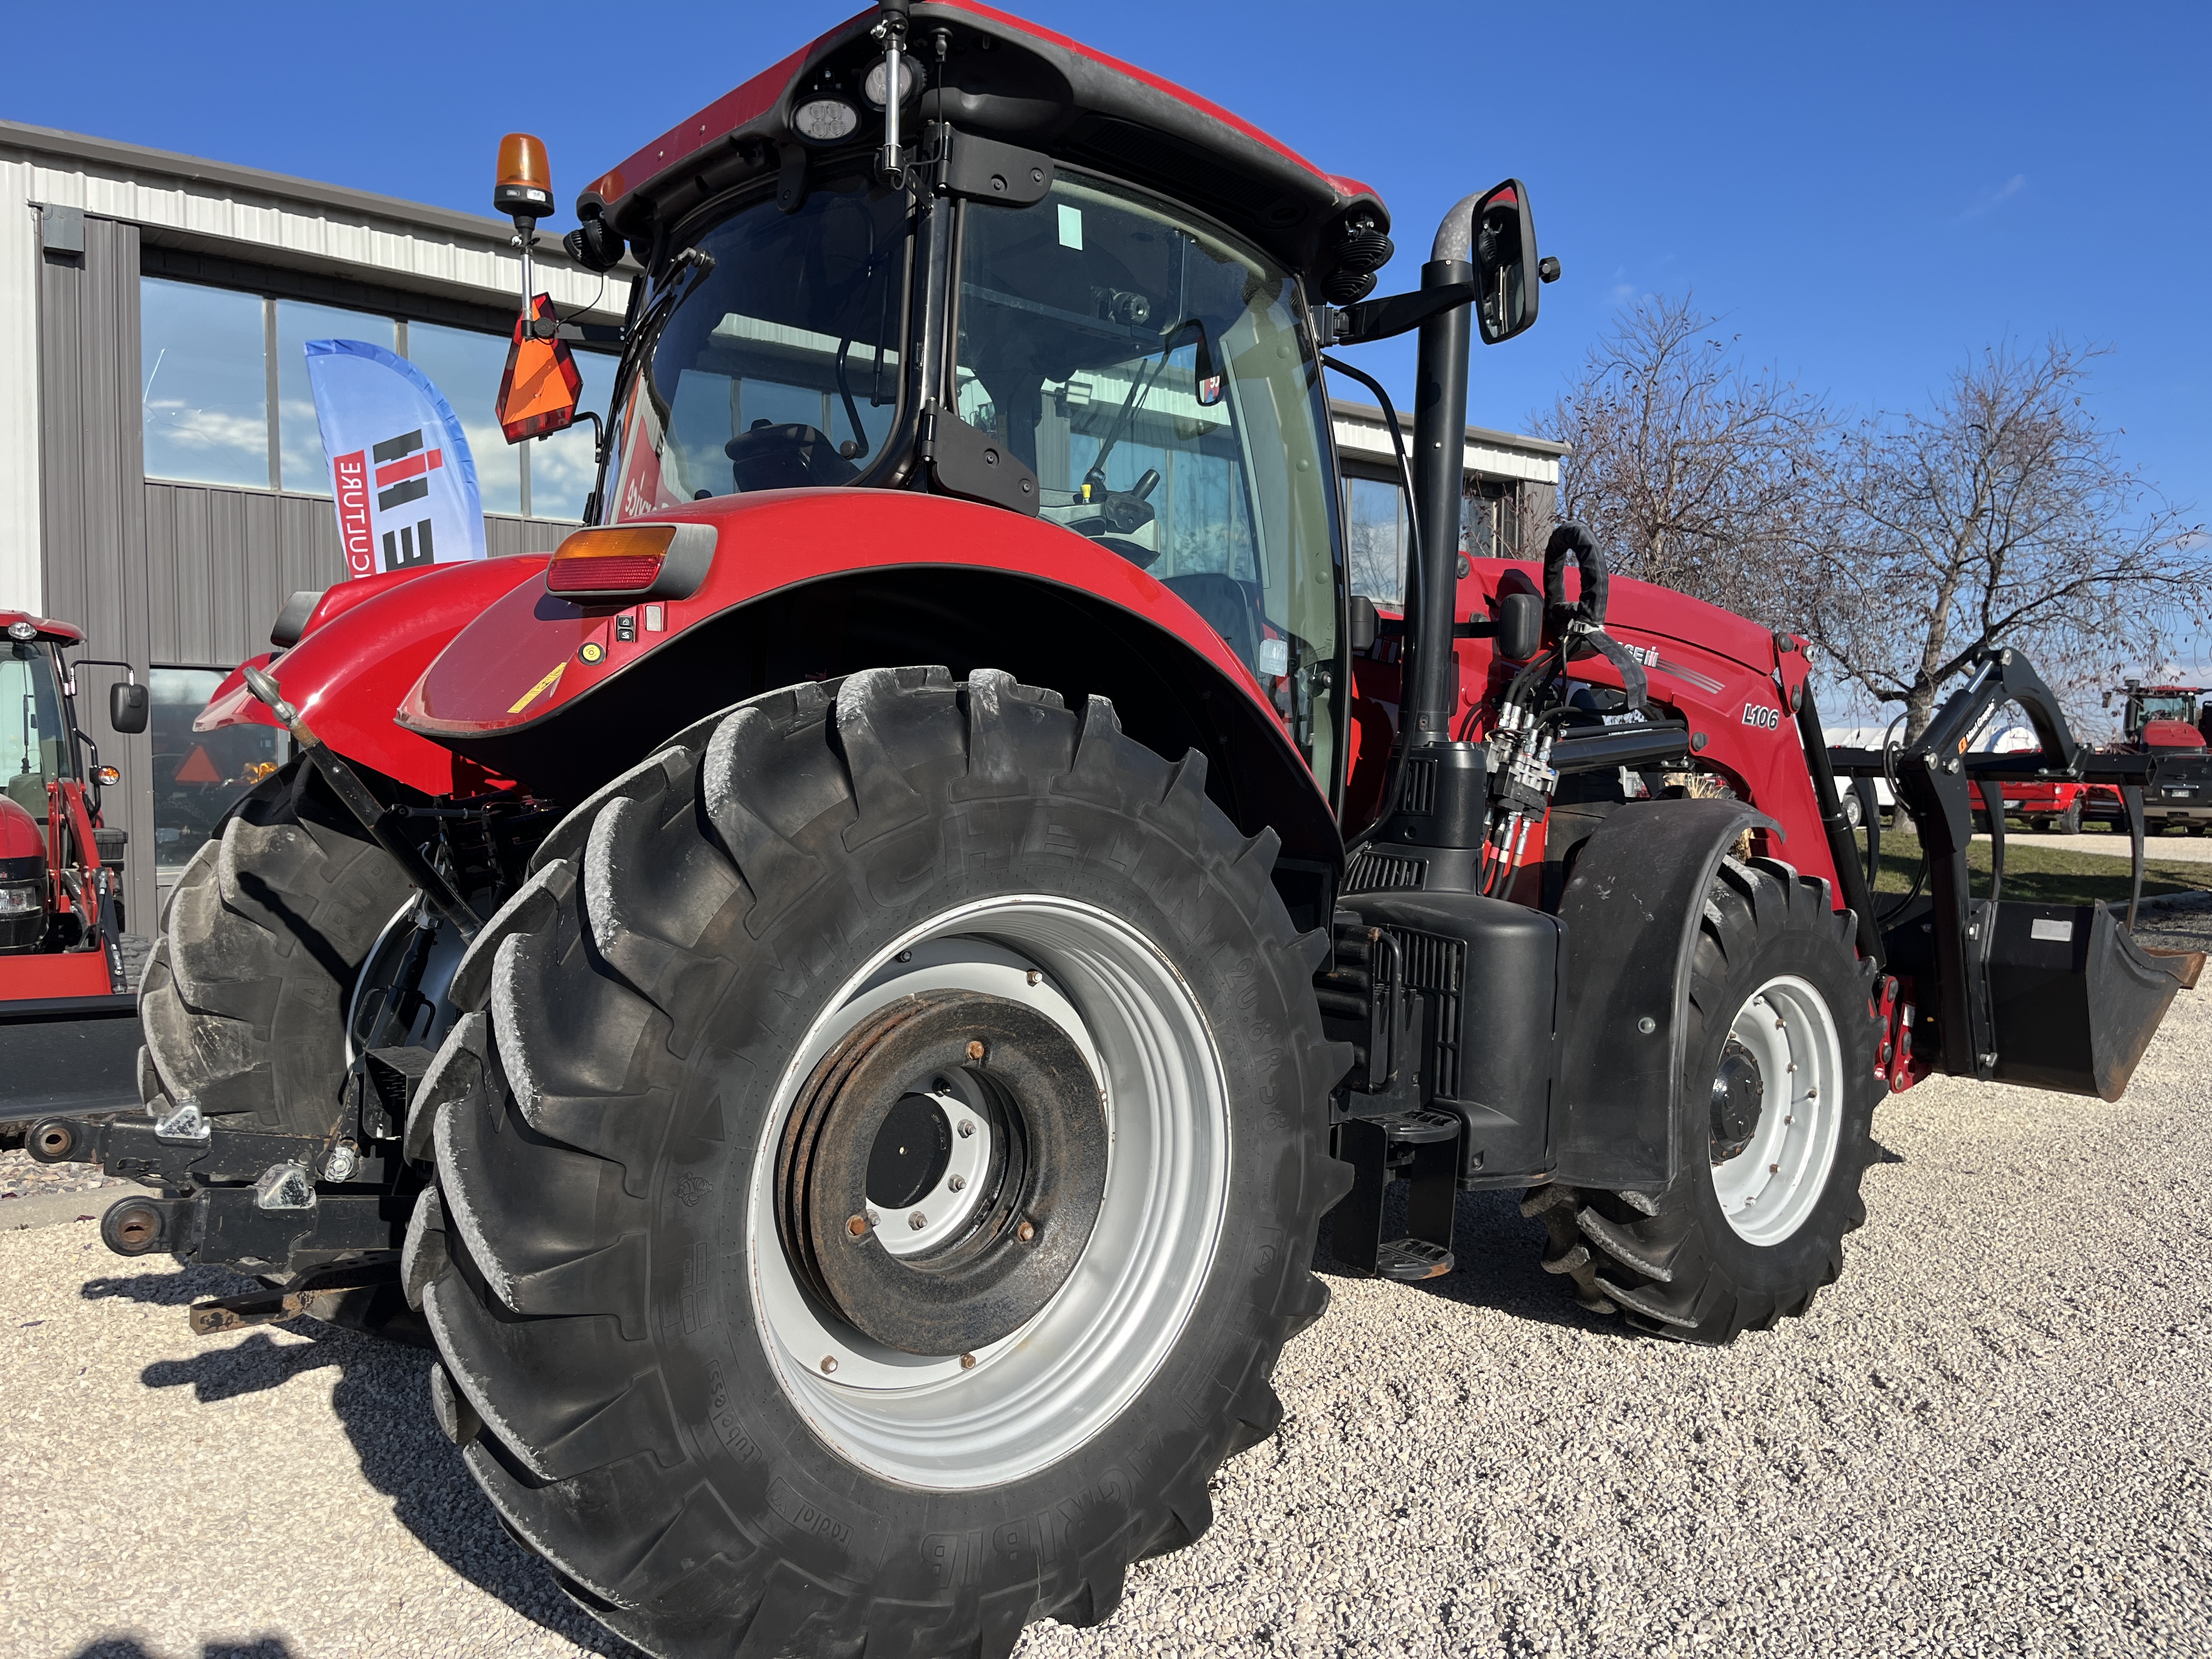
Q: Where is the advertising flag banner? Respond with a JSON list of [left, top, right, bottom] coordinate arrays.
[[304, 338, 487, 579]]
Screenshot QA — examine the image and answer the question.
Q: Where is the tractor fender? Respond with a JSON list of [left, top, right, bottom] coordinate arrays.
[[402, 561, 1344, 893], [395, 491, 1342, 879], [1549, 798, 1781, 1192], [195, 556, 550, 796]]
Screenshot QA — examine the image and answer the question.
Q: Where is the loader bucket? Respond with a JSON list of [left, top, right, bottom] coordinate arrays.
[[1986, 902, 2202, 1100]]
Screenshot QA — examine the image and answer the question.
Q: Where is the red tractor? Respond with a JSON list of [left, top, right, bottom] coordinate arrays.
[[2004, 681, 2211, 833], [0, 610, 147, 1133], [52, 6, 2200, 1654]]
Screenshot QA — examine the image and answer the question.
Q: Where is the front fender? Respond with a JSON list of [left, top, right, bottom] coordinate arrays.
[[1550, 799, 1780, 1192], [196, 556, 550, 795]]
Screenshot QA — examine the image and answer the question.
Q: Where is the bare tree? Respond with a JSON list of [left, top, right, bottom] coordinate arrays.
[[1805, 340, 2206, 738], [1534, 295, 1835, 625]]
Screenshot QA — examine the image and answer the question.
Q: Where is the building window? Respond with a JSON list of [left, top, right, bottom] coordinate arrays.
[[1466, 479, 1524, 558], [140, 276, 611, 520], [148, 668, 283, 878], [1343, 474, 1410, 608], [141, 278, 269, 490]]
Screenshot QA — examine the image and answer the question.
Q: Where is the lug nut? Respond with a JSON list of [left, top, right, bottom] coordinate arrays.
[[1769, 1163, 1780, 1174], [948, 1173, 966, 1192], [820, 1356, 838, 1373], [847, 1214, 869, 1238], [1026, 969, 1041, 986], [1016, 1220, 1035, 1242], [896, 950, 913, 962], [960, 1353, 977, 1369], [957, 1120, 975, 1139], [909, 1211, 927, 1230], [966, 1039, 986, 1061]]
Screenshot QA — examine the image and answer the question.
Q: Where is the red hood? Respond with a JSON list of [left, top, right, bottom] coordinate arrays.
[[2140, 719, 2205, 749], [0, 793, 44, 860]]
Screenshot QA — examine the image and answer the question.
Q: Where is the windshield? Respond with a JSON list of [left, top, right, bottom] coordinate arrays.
[[955, 172, 1340, 771], [2135, 693, 2198, 730], [1, 643, 69, 820], [611, 177, 912, 516]]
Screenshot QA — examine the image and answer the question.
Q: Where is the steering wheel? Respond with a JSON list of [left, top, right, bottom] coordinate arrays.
[[725, 421, 861, 492]]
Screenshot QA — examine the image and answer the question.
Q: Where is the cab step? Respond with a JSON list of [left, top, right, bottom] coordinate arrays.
[[1329, 1107, 1461, 1281]]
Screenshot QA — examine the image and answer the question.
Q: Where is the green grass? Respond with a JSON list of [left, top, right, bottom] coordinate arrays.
[[1864, 821, 2212, 906]]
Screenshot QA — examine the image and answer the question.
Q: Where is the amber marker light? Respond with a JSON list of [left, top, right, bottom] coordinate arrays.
[[545, 522, 718, 601]]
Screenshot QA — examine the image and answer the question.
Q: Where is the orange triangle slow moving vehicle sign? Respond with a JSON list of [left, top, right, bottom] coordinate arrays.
[[496, 295, 583, 443], [174, 744, 222, 784]]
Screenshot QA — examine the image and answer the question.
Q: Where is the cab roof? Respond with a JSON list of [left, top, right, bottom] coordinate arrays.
[[0, 611, 83, 646], [597, 1, 1387, 279]]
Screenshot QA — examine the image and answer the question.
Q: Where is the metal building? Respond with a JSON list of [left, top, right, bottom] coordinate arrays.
[[1, 120, 629, 932], [0, 117, 1562, 940]]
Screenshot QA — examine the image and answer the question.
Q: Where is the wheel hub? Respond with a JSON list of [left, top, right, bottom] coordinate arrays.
[[1709, 1035, 1765, 1163], [776, 988, 1108, 1355]]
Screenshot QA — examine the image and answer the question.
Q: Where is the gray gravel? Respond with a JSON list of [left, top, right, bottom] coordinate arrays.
[[6, 941, 2210, 1659]]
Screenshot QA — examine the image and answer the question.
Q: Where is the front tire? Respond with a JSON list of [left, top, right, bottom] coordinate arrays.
[[412, 668, 1343, 1657], [139, 761, 407, 1137], [1528, 857, 1878, 1342]]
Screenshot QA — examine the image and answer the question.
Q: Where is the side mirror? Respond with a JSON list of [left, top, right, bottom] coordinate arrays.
[[1348, 594, 1379, 653], [1471, 179, 1543, 345], [1494, 591, 1543, 661], [109, 681, 149, 735], [497, 295, 582, 443]]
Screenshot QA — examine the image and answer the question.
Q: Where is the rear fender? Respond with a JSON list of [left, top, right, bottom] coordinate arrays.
[[397, 490, 1342, 886], [196, 557, 550, 796], [1549, 799, 1779, 1192]]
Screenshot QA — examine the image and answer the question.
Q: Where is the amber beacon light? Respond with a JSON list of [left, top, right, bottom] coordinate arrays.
[[544, 523, 718, 600], [494, 133, 554, 221]]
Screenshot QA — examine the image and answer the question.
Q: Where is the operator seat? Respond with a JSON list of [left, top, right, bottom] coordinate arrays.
[[1161, 572, 1267, 679]]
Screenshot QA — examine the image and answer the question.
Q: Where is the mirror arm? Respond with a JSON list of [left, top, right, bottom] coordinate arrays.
[[1323, 281, 1477, 347]]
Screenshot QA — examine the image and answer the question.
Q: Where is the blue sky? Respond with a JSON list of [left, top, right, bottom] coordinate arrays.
[[13, 2, 2209, 553]]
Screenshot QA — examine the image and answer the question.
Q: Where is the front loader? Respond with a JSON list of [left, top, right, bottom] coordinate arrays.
[[58, 5, 2199, 1654]]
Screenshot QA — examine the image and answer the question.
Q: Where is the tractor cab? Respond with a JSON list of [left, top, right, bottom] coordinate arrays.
[[0, 622, 77, 826], [2110, 680, 2208, 748], [608, 163, 1340, 743]]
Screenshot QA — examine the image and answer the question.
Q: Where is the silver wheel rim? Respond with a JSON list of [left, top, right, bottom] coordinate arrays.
[[744, 896, 1231, 1490], [1709, 974, 1843, 1245]]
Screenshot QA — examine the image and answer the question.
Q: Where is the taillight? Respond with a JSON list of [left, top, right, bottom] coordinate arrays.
[[545, 523, 715, 600]]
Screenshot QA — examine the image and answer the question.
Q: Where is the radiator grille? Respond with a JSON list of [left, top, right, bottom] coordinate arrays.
[[1346, 851, 1425, 893], [1386, 926, 1466, 1100]]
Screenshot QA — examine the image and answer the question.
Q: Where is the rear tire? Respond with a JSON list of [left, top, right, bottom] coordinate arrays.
[[139, 760, 407, 1137], [413, 668, 1344, 1657], [2057, 800, 2083, 836], [1528, 857, 1878, 1343]]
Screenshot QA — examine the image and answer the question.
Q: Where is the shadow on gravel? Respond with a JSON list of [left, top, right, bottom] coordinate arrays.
[[1312, 1185, 1630, 1339], [88, 1272, 642, 1658], [71, 1639, 294, 1658]]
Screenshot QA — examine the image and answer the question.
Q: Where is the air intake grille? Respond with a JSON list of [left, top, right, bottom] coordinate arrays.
[[1401, 755, 1437, 815], [1346, 851, 1425, 893], [1386, 926, 1466, 1100]]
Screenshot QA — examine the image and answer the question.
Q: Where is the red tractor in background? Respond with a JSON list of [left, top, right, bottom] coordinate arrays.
[[47, 5, 2200, 1654], [0, 611, 148, 1132], [2002, 680, 2212, 833]]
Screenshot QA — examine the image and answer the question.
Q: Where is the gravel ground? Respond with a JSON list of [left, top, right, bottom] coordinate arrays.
[[5, 923, 2209, 1659], [0, 1146, 133, 1204]]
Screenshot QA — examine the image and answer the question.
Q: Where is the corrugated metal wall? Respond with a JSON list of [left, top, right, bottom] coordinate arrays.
[[38, 215, 158, 934], [37, 212, 585, 935]]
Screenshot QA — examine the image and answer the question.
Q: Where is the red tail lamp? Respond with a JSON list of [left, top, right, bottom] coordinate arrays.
[[545, 523, 717, 600]]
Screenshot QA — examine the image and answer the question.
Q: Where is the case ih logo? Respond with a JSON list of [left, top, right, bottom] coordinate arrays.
[[331, 428, 445, 578]]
